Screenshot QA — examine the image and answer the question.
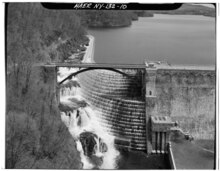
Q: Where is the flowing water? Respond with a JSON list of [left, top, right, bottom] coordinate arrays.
[[89, 14, 215, 66], [57, 67, 120, 169]]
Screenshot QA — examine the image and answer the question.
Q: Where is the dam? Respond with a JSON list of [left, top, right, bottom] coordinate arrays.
[[42, 59, 215, 169]]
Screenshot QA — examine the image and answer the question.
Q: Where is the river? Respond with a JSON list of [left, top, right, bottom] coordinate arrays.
[[88, 14, 215, 66]]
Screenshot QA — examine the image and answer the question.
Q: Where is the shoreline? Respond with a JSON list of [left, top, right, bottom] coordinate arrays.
[[82, 35, 95, 63], [63, 36, 215, 72]]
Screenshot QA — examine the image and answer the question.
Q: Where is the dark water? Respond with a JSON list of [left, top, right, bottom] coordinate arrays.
[[117, 150, 170, 169], [171, 139, 214, 169], [89, 14, 215, 66], [116, 139, 214, 169]]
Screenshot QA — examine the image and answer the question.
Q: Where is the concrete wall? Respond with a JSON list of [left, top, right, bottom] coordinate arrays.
[[146, 69, 215, 139]]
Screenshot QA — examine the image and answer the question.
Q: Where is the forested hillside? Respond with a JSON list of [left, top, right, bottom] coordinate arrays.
[[6, 3, 86, 168], [77, 10, 137, 27], [150, 4, 215, 17]]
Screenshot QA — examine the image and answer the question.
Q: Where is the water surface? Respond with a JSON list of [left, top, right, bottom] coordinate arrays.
[[89, 14, 215, 66]]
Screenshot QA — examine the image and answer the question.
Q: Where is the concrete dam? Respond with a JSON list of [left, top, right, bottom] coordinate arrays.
[[77, 69, 146, 151], [56, 62, 215, 153], [40, 60, 215, 169]]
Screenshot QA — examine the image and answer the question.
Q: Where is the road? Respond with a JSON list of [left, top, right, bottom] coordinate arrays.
[[82, 35, 95, 63]]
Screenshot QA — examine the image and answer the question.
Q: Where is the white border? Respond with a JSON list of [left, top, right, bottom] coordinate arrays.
[[0, 1, 5, 170], [0, 0, 218, 170]]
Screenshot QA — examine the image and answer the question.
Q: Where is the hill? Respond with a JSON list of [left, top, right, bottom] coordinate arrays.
[[151, 4, 215, 17]]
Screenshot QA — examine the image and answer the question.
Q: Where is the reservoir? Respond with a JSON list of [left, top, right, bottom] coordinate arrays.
[[88, 14, 215, 66]]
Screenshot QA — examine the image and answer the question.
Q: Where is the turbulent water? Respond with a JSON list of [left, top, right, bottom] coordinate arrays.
[[57, 67, 120, 169]]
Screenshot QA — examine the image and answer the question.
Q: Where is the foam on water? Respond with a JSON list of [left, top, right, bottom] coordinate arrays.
[[58, 67, 120, 169]]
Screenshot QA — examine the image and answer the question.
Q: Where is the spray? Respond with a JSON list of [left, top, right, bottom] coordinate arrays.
[[58, 67, 120, 169]]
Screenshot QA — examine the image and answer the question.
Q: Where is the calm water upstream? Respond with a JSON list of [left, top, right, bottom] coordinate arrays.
[[88, 14, 215, 66]]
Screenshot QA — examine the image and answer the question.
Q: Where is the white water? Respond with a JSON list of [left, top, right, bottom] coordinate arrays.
[[58, 67, 120, 169]]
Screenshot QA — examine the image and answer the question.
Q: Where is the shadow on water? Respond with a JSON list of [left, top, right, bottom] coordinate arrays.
[[171, 138, 214, 169], [116, 139, 214, 169], [117, 149, 170, 169]]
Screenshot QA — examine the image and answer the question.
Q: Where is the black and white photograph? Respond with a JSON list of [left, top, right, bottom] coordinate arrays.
[[5, 2, 216, 169]]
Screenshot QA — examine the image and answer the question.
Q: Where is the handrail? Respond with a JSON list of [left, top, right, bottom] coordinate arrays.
[[46, 62, 147, 69], [167, 142, 176, 169]]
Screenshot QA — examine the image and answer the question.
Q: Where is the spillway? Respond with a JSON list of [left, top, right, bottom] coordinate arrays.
[[77, 69, 146, 151]]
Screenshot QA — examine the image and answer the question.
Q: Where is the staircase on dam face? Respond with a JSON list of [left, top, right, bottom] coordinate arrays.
[[77, 69, 147, 151]]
